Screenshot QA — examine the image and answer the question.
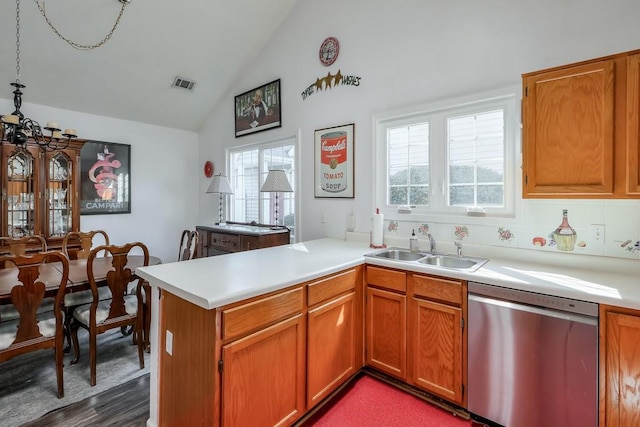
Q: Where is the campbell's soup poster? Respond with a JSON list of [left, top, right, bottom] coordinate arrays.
[[315, 124, 354, 198], [80, 141, 131, 214]]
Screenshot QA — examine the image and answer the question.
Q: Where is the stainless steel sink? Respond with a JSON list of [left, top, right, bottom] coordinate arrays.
[[365, 248, 488, 272], [370, 249, 425, 261], [418, 254, 488, 271]]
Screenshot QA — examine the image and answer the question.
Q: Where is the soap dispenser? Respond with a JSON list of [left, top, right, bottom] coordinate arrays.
[[410, 229, 418, 253]]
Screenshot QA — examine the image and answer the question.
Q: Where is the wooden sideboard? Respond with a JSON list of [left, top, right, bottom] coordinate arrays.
[[195, 222, 290, 257]]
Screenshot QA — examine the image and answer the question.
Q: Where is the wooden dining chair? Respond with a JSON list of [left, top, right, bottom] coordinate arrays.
[[0, 251, 70, 398], [0, 235, 50, 323], [62, 230, 110, 260], [61, 230, 112, 352], [69, 242, 149, 386], [0, 235, 47, 267], [178, 229, 199, 261]]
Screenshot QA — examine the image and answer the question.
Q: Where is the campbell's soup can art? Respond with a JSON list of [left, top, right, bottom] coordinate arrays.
[[320, 131, 348, 193]]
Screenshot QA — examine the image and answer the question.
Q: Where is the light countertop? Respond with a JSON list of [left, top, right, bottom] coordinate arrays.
[[137, 238, 640, 311]]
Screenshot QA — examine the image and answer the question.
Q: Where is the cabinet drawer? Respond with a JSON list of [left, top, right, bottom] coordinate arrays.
[[240, 235, 259, 251], [412, 274, 462, 305], [209, 233, 240, 252], [308, 268, 358, 307], [366, 266, 406, 293], [222, 287, 304, 340]]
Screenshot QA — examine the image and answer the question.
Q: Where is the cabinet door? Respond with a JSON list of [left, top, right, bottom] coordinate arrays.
[[307, 292, 356, 408], [44, 149, 78, 240], [222, 314, 305, 427], [2, 145, 42, 238], [603, 311, 640, 426], [523, 60, 615, 197], [411, 297, 463, 404], [627, 53, 640, 195], [366, 287, 406, 380]]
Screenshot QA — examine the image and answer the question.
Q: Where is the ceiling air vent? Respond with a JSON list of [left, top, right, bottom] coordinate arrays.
[[172, 76, 196, 91]]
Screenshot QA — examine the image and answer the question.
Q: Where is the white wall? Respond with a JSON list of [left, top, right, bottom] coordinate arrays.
[[0, 98, 199, 262], [199, 0, 640, 257]]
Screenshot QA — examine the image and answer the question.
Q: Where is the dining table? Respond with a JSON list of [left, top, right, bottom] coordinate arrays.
[[0, 254, 162, 352], [0, 255, 162, 303]]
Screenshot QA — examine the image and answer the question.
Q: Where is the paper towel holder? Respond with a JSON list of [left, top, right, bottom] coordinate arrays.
[[369, 239, 387, 249]]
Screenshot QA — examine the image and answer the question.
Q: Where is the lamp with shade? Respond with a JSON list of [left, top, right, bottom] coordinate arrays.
[[260, 169, 293, 228], [206, 173, 234, 225]]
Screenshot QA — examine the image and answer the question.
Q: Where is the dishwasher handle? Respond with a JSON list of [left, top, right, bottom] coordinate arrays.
[[468, 293, 598, 326]]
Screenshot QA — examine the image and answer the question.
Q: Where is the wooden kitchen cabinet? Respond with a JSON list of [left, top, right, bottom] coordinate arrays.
[[409, 274, 466, 405], [222, 315, 305, 427], [1, 140, 84, 249], [158, 267, 365, 426], [307, 267, 363, 408], [365, 266, 407, 380], [522, 48, 640, 198], [627, 53, 640, 195], [600, 304, 640, 426]]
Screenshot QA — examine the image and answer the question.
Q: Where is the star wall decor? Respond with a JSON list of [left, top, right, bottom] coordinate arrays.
[[301, 69, 362, 100]]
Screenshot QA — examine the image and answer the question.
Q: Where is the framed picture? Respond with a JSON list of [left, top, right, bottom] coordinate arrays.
[[235, 79, 281, 137], [314, 123, 355, 198], [80, 140, 131, 215]]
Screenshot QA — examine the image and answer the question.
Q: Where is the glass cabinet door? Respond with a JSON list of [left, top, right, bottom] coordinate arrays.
[[46, 151, 74, 239], [4, 147, 40, 238]]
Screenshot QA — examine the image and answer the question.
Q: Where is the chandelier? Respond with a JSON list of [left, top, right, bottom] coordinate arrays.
[[1, 0, 131, 151]]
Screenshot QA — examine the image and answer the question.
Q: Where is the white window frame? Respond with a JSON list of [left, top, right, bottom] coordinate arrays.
[[374, 88, 520, 223], [227, 134, 299, 239]]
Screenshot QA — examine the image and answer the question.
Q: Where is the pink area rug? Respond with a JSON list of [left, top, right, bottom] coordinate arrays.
[[307, 375, 471, 427]]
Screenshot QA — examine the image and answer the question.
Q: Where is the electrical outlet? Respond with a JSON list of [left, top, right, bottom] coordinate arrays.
[[591, 224, 605, 242], [321, 212, 327, 223]]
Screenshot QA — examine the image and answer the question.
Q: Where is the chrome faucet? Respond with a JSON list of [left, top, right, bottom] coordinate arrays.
[[455, 241, 463, 257], [427, 233, 436, 254]]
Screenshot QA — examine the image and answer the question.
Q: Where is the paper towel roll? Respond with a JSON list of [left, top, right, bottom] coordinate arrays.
[[372, 209, 384, 247]]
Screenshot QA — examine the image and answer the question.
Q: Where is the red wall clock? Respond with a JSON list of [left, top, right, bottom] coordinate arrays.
[[204, 161, 214, 178]]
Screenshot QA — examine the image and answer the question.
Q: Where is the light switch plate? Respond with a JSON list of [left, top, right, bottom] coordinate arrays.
[[166, 330, 173, 356]]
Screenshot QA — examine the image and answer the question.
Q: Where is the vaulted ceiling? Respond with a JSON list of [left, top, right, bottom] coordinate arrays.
[[0, 0, 298, 132]]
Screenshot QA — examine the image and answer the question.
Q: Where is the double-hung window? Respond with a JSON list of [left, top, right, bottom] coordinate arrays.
[[228, 137, 296, 239], [375, 90, 517, 220]]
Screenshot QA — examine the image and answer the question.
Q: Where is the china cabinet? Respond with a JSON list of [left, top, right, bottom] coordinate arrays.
[[1, 139, 85, 250]]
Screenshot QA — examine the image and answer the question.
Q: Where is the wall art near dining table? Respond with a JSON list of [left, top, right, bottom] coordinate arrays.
[[80, 140, 131, 214], [314, 123, 355, 198], [235, 79, 281, 137]]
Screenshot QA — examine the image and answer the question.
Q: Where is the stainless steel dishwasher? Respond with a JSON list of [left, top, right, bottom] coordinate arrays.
[[467, 282, 598, 427]]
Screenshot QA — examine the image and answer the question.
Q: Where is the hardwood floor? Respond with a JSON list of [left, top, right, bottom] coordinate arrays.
[[22, 374, 150, 427]]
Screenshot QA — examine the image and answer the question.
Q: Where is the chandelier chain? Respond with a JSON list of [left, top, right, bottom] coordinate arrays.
[[15, 0, 21, 81], [33, 0, 128, 51]]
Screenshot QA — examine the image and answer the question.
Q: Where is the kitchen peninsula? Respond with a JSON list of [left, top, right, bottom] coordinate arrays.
[[137, 238, 640, 427]]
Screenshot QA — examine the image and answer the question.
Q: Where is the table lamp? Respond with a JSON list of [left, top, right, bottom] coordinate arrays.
[[206, 173, 234, 225], [260, 169, 293, 227]]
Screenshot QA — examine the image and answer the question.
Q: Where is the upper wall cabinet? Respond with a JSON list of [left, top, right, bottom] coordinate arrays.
[[522, 49, 640, 198], [628, 53, 640, 195]]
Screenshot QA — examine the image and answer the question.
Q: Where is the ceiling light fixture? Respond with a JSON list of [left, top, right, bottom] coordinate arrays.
[[1, 0, 79, 151]]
